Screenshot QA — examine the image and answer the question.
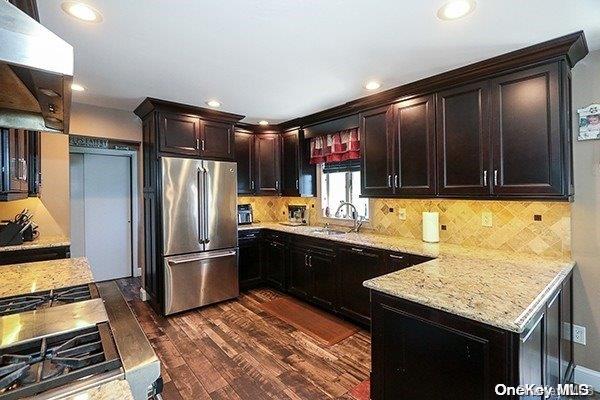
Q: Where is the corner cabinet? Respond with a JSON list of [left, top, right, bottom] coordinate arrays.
[[360, 106, 395, 197], [281, 129, 316, 197]]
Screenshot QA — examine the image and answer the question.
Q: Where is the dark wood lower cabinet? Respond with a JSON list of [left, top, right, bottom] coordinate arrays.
[[370, 273, 575, 400], [238, 231, 262, 290], [262, 237, 286, 290]]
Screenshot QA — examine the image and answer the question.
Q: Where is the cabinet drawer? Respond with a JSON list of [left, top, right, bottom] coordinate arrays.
[[238, 229, 261, 240]]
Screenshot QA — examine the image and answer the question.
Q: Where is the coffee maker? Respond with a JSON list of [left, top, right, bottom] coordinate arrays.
[[280, 205, 309, 226]]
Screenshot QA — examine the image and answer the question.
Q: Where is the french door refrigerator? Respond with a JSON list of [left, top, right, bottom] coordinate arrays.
[[161, 157, 238, 315]]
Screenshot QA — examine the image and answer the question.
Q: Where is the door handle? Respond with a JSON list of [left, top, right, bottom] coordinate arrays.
[[296, 179, 299, 190], [201, 139, 206, 151], [388, 175, 392, 188], [251, 180, 255, 190], [168, 250, 236, 264], [197, 167, 205, 244], [483, 170, 487, 186], [275, 180, 279, 190], [203, 167, 210, 243], [394, 174, 399, 188], [494, 170, 498, 186], [196, 138, 200, 150]]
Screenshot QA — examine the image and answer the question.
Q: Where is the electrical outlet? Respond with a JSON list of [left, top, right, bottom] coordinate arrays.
[[398, 208, 407, 220], [573, 324, 587, 345], [481, 212, 493, 227]]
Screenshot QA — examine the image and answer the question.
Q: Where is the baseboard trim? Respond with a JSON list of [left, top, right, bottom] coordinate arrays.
[[574, 365, 600, 391]]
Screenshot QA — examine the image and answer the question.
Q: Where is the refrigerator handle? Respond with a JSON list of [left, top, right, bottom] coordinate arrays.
[[203, 167, 210, 244], [197, 167, 205, 244]]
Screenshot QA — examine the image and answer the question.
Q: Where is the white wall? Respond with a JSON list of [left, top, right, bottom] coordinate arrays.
[[571, 49, 600, 372]]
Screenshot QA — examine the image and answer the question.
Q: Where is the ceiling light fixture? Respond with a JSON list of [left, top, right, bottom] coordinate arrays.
[[71, 83, 85, 92], [61, 1, 103, 23], [365, 81, 381, 90], [258, 120, 269, 126], [437, 0, 476, 20], [206, 100, 221, 108]]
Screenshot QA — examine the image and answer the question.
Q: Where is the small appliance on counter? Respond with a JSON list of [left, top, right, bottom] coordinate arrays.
[[0, 208, 39, 246], [238, 204, 253, 225], [279, 204, 310, 226]]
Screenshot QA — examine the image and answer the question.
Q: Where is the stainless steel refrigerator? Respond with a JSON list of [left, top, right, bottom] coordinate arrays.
[[161, 157, 238, 315]]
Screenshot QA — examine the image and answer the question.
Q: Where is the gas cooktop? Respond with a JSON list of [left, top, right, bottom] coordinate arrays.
[[0, 324, 121, 400], [0, 285, 96, 317]]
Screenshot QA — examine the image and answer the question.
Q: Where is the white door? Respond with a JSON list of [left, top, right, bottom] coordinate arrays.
[[70, 153, 132, 281]]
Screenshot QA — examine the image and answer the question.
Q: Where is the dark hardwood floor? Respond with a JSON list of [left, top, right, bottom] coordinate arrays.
[[117, 278, 371, 400]]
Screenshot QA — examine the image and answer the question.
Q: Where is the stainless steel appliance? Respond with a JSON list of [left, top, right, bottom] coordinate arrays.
[[161, 157, 238, 315], [237, 204, 253, 225], [0, 282, 161, 400], [279, 204, 309, 226], [0, 2, 73, 133]]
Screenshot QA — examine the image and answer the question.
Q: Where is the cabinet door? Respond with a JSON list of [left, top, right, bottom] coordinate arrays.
[[360, 106, 395, 197], [239, 238, 262, 290], [200, 120, 235, 160], [255, 134, 281, 195], [338, 246, 384, 324], [158, 112, 200, 156], [490, 63, 563, 196], [393, 95, 436, 195], [437, 82, 490, 196], [546, 291, 561, 389], [561, 276, 573, 382], [27, 131, 41, 196], [263, 240, 285, 290], [372, 300, 486, 400], [310, 251, 337, 309], [235, 131, 254, 194], [281, 130, 300, 196], [288, 246, 311, 299]]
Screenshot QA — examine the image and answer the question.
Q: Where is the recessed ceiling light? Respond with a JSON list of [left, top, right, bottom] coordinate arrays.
[[437, 0, 476, 20], [71, 83, 85, 92], [258, 120, 269, 126], [206, 100, 221, 108], [365, 81, 381, 91], [61, 1, 103, 23]]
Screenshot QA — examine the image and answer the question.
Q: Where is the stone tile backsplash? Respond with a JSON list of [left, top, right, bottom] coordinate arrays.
[[237, 196, 571, 258]]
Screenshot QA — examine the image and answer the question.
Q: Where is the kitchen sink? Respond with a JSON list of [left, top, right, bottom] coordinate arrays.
[[311, 228, 347, 235]]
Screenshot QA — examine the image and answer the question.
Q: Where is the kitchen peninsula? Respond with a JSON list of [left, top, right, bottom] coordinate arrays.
[[238, 223, 575, 398]]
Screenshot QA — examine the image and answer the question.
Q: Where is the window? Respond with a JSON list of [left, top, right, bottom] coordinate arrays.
[[320, 164, 369, 220]]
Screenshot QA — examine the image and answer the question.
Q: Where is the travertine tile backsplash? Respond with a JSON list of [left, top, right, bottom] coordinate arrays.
[[238, 196, 571, 258]]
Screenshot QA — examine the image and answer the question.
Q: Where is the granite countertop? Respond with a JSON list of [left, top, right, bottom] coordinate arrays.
[[60, 379, 134, 400], [0, 234, 71, 253], [0, 257, 94, 298], [239, 223, 575, 333]]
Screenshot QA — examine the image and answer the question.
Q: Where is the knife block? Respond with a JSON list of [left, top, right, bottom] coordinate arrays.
[[0, 221, 24, 246]]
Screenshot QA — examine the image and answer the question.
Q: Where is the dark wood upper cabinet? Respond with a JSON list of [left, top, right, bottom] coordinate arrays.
[[490, 63, 563, 196], [360, 105, 395, 197], [437, 82, 491, 196], [235, 130, 254, 194], [158, 112, 200, 156], [200, 120, 235, 160], [254, 134, 281, 195], [281, 129, 316, 197], [393, 95, 436, 196], [1, 129, 29, 201]]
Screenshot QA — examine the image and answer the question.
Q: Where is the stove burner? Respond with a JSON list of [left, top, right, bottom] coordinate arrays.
[[0, 285, 93, 317], [0, 325, 121, 399]]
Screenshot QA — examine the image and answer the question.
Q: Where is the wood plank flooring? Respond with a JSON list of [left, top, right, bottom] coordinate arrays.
[[116, 278, 371, 400]]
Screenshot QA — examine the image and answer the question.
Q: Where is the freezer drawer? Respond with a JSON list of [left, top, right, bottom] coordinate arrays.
[[164, 248, 239, 315]]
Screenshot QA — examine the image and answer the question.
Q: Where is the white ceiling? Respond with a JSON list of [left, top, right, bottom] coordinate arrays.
[[38, 0, 600, 124]]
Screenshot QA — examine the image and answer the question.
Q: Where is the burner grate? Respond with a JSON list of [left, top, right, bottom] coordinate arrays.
[[0, 324, 121, 400], [0, 285, 93, 317]]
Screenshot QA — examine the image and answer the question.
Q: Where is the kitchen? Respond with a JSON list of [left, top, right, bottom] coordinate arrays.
[[0, 1, 599, 399]]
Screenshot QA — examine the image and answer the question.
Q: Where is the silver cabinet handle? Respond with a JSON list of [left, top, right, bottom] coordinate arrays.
[[201, 139, 205, 151], [388, 175, 392, 188], [296, 179, 299, 190], [483, 170, 487, 186], [251, 180, 255, 190], [304, 254, 308, 268], [389, 254, 404, 259], [275, 180, 279, 190], [351, 247, 364, 253], [494, 170, 498, 186], [309, 255, 312, 268], [196, 138, 200, 150], [394, 174, 399, 188]]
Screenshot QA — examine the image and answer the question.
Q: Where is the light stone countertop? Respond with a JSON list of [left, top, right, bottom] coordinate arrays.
[[0, 234, 70, 253], [239, 223, 575, 333], [59, 379, 134, 400], [0, 257, 94, 298]]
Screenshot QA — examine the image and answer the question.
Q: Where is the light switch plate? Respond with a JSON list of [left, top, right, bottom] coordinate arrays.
[[481, 212, 493, 227], [398, 208, 407, 220]]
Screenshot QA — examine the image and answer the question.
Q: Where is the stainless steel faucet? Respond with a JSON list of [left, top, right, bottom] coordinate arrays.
[[334, 202, 365, 232]]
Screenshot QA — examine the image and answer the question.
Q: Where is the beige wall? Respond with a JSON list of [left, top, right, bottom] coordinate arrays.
[[571, 49, 600, 372], [40, 133, 70, 235], [70, 102, 141, 142]]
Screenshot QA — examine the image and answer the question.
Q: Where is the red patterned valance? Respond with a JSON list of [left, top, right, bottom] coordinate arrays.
[[309, 128, 360, 165]]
